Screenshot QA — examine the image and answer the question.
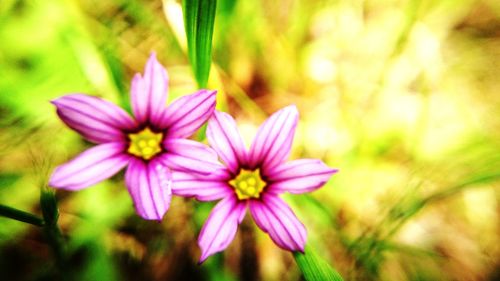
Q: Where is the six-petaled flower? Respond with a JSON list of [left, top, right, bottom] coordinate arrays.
[[172, 106, 338, 263], [49, 53, 220, 221]]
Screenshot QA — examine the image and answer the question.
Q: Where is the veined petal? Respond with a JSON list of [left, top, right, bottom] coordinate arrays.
[[160, 139, 221, 175], [198, 196, 246, 263], [207, 111, 247, 174], [131, 52, 169, 126], [267, 159, 338, 194], [125, 158, 172, 221], [52, 94, 136, 143], [248, 105, 298, 171], [49, 143, 130, 190], [172, 169, 232, 201], [159, 90, 216, 138], [249, 194, 306, 252]]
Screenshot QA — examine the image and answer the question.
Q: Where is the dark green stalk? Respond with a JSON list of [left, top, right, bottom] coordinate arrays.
[[239, 218, 259, 281], [0, 204, 44, 227], [40, 188, 66, 269]]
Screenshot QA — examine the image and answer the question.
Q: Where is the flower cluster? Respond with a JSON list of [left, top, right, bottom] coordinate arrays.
[[50, 53, 337, 262]]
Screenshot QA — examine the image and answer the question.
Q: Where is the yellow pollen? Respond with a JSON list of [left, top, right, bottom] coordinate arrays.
[[229, 169, 266, 200], [239, 181, 248, 189], [127, 128, 163, 160]]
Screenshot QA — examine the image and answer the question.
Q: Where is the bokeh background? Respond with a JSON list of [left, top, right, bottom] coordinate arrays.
[[1, 0, 499, 280]]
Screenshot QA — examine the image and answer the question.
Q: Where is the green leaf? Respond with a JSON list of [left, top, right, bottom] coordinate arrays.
[[293, 246, 344, 281], [182, 0, 217, 88]]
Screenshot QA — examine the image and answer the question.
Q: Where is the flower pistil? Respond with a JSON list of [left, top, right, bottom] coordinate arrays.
[[127, 127, 163, 160], [229, 169, 266, 200]]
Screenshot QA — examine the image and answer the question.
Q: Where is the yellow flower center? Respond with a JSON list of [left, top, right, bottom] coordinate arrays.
[[229, 169, 266, 200], [127, 127, 163, 160]]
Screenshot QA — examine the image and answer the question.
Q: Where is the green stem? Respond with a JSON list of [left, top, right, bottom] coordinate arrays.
[[40, 188, 66, 269], [0, 204, 44, 227], [239, 218, 259, 281]]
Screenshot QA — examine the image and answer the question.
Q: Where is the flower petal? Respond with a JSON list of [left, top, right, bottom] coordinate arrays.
[[249, 194, 306, 252], [207, 111, 247, 174], [248, 105, 298, 171], [52, 94, 136, 143], [198, 196, 246, 263], [160, 139, 221, 175], [172, 169, 233, 201], [267, 159, 338, 194], [159, 90, 216, 138], [125, 158, 172, 220], [49, 143, 130, 190], [131, 52, 169, 126]]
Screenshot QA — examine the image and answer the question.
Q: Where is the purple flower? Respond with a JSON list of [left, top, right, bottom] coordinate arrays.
[[172, 105, 338, 263], [49, 53, 219, 221]]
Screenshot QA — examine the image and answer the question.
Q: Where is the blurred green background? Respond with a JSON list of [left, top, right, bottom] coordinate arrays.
[[1, 0, 499, 280]]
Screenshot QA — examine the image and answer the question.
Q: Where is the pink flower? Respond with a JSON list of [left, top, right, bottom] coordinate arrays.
[[49, 53, 220, 221], [172, 106, 338, 263]]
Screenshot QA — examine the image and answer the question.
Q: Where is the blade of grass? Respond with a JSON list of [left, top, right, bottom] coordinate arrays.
[[293, 246, 344, 281], [182, 0, 217, 88]]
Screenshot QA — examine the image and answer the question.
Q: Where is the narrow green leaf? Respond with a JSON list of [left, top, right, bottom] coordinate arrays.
[[183, 0, 198, 71], [0, 204, 45, 227], [293, 246, 344, 281], [182, 0, 217, 88]]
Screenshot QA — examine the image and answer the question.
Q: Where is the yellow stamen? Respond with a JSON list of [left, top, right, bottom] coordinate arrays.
[[127, 128, 163, 160], [229, 169, 266, 200]]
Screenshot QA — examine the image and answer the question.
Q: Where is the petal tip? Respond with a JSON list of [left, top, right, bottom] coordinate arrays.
[[145, 51, 168, 76], [48, 168, 65, 189], [147, 52, 160, 67], [47, 177, 79, 191], [296, 246, 305, 254], [50, 95, 71, 106], [198, 255, 208, 265], [282, 104, 298, 115], [132, 72, 142, 80], [138, 212, 164, 221], [47, 178, 59, 189]]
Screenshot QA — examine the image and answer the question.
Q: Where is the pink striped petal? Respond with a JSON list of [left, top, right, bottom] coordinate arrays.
[[248, 105, 298, 171], [49, 143, 130, 190], [249, 194, 306, 252], [159, 90, 216, 138], [130, 52, 169, 126], [198, 196, 246, 263], [52, 94, 136, 143], [207, 111, 248, 174], [267, 159, 338, 194], [160, 139, 221, 175], [172, 169, 233, 201], [125, 158, 172, 220]]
